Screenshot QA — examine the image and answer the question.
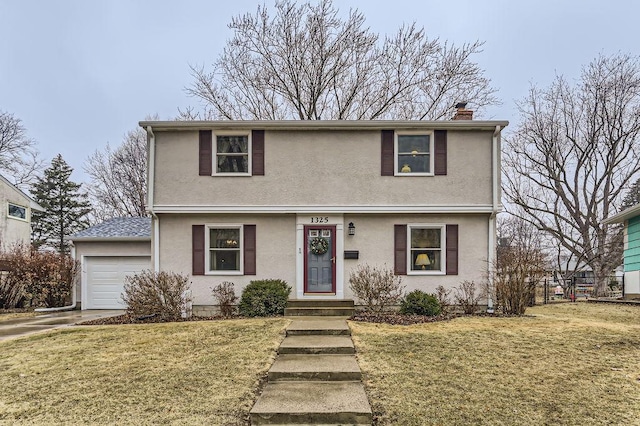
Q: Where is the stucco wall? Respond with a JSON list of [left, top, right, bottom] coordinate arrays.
[[73, 240, 152, 303], [153, 129, 494, 207], [156, 213, 489, 306], [0, 181, 33, 250]]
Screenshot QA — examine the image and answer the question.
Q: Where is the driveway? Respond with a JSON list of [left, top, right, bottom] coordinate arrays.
[[0, 310, 123, 341]]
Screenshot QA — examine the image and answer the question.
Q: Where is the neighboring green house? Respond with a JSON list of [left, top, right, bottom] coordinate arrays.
[[604, 203, 640, 299], [0, 173, 44, 251]]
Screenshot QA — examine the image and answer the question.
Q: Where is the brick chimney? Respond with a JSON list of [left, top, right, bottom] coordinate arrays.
[[452, 102, 473, 120]]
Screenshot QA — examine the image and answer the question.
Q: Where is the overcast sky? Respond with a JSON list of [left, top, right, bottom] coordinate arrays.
[[1, 0, 639, 184]]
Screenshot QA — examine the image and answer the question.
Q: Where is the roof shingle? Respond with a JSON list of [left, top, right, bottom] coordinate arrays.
[[70, 217, 151, 240]]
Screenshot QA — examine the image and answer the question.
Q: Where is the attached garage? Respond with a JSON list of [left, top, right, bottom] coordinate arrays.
[[84, 256, 151, 309], [70, 217, 152, 310]]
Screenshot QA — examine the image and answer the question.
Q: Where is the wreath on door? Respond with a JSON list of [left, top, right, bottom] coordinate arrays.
[[310, 237, 329, 255]]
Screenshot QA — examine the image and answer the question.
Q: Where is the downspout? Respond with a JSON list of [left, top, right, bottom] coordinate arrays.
[[35, 244, 77, 312], [487, 125, 501, 314], [146, 126, 160, 272]]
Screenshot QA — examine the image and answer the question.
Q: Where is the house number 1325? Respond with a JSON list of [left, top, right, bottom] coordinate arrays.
[[311, 217, 329, 223]]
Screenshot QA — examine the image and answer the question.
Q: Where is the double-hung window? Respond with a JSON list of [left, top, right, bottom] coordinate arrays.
[[206, 225, 243, 274], [215, 133, 251, 175], [408, 224, 445, 274], [8, 203, 27, 220], [395, 131, 434, 175]]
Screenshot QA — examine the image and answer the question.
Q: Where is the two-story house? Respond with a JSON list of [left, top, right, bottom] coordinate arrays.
[[0, 173, 43, 251], [135, 111, 507, 314]]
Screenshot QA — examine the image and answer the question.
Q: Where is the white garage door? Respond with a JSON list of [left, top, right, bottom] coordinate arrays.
[[85, 256, 151, 309]]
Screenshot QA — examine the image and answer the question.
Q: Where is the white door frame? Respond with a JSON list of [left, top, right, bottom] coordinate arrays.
[[296, 214, 344, 299]]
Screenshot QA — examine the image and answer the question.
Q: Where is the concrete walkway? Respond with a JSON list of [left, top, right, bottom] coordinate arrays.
[[250, 316, 372, 425], [0, 310, 123, 341]]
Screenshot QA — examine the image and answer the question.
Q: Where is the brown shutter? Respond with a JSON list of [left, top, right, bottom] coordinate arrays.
[[252, 130, 265, 176], [192, 225, 205, 275], [199, 130, 212, 176], [394, 224, 407, 275], [446, 224, 458, 275], [244, 224, 256, 275], [381, 130, 394, 176], [434, 130, 447, 175]]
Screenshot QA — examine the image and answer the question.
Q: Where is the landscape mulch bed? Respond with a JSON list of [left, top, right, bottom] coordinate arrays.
[[80, 313, 237, 326], [80, 311, 524, 326]]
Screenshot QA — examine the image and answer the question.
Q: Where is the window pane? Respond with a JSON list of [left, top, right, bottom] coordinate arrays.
[[398, 135, 429, 153], [398, 154, 429, 173], [210, 229, 240, 248], [217, 136, 248, 153], [210, 250, 240, 271], [411, 250, 441, 271], [411, 228, 441, 248], [8, 204, 26, 219], [217, 155, 248, 173]]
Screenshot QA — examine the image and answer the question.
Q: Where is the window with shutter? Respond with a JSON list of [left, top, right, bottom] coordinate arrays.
[[192, 224, 257, 275], [381, 130, 447, 176]]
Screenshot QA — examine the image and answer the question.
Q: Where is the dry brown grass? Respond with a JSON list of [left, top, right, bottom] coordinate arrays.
[[0, 312, 37, 322], [350, 302, 640, 425], [0, 318, 288, 425]]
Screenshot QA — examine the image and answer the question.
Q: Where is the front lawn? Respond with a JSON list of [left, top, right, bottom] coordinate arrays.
[[0, 318, 288, 425], [350, 302, 640, 425]]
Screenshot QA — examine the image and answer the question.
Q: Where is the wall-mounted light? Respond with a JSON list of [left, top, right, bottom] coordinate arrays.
[[348, 222, 356, 236]]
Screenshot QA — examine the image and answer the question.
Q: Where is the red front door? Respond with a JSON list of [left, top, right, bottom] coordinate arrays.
[[304, 225, 336, 293]]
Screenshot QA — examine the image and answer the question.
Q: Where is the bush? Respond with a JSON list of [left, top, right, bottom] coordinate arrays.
[[349, 264, 405, 312], [400, 290, 441, 316], [122, 270, 191, 320], [454, 280, 482, 314], [435, 285, 451, 314], [212, 281, 238, 317], [0, 244, 78, 309], [238, 279, 291, 317]]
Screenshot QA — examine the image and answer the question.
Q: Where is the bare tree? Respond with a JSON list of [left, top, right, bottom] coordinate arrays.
[[492, 216, 548, 314], [0, 110, 42, 187], [185, 0, 497, 120], [503, 53, 640, 295], [85, 126, 148, 221]]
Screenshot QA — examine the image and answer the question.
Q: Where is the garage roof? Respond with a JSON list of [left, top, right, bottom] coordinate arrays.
[[70, 217, 151, 241]]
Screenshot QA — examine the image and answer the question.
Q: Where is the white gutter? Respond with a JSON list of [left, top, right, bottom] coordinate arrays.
[[146, 126, 160, 272], [486, 125, 501, 314], [35, 245, 77, 312]]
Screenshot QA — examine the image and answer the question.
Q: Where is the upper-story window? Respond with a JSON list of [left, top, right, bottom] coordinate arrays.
[[395, 131, 434, 176], [7, 203, 27, 221], [215, 133, 251, 175]]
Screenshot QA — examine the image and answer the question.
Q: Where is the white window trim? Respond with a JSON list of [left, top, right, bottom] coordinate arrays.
[[394, 130, 435, 177], [407, 223, 446, 275], [213, 130, 252, 176], [205, 223, 244, 275], [7, 202, 28, 222]]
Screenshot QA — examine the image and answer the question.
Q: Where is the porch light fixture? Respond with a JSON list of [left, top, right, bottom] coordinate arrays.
[[415, 254, 431, 270], [348, 222, 356, 236]]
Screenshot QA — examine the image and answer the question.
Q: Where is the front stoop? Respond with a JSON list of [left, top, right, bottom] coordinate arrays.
[[250, 317, 372, 425], [284, 300, 355, 317]]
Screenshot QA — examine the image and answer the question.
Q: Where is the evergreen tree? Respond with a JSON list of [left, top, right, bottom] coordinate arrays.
[[30, 154, 91, 254], [622, 177, 640, 210]]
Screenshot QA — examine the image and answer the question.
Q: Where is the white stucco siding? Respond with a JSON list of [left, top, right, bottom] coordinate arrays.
[[156, 213, 489, 305], [342, 214, 489, 297], [158, 214, 297, 305], [152, 129, 494, 207]]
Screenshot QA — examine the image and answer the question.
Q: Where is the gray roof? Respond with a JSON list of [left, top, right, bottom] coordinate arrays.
[[70, 217, 151, 240]]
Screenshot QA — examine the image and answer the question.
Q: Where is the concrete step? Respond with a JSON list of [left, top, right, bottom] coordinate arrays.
[[250, 381, 372, 425], [287, 300, 355, 308], [268, 354, 362, 381], [284, 307, 355, 317], [278, 335, 355, 355], [286, 318, 351, 336]]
